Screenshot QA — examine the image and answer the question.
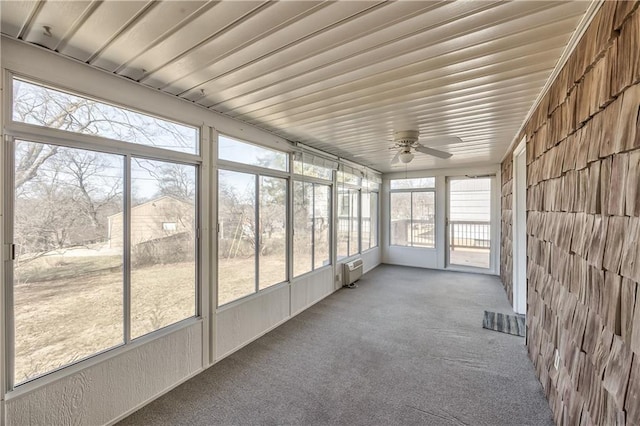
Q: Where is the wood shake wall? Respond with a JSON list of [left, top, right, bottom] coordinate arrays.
[[500, 1, 640, 424], [501, 156, 514, 305]]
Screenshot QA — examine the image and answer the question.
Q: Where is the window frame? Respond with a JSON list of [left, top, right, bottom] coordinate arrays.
[[336, 182, 361, 260], [11, 74, 201, 157], [389, 178, 436, 249], [361, 189, 379, 252], [292, 177, 333, 279], [218, 134, 288, 172], [292, 151, 336, 181], [291, 151, 334, 279], [3, 74, 203, 391], [389, 177, 436, 190], [216, 134, 291, 307]]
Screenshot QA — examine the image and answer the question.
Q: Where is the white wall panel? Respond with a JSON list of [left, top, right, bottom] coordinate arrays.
[[384, 246, 438, 269], [334, 247, 382, 290], [5, 322, 203, 426], [291, 267, 334, 316], [361, 247, 381, 274], [215, 285, 290, 360]]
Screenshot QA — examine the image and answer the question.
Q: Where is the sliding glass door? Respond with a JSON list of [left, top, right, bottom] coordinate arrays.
[[446, 177, 493, 270]]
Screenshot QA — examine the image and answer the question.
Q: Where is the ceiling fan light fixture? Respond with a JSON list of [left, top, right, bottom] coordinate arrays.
[[399, 152, 414, 163]]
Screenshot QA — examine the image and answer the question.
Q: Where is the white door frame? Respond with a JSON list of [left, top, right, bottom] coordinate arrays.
[[445, 175, 497, 274], [512, 138, 527, 314]]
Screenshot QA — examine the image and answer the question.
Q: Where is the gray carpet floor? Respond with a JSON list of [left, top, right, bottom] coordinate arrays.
[[118, 265, 553, 426]]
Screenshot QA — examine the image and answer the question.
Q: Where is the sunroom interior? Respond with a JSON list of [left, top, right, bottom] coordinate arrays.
[[1, 0, 640, 425]]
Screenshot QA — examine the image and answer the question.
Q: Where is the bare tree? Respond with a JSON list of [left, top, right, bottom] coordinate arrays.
[[57, 150, 122, 229], [15, 143, 59, 190], [13, 80, 96, 190], [11, 80, 197, 262], [133, 158, 196, 202], [15, 166, 78, 259], [156, 163, 195, 201], [14, 142, 123, 262], [257, 176, 286, 255], [13, 79, 196, 190], [218, 175, 256, 258]]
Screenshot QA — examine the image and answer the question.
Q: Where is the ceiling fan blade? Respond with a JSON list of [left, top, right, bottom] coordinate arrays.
[[415, 144, 452, 159], [419, 135, 462, 145], [391, 150, 400, 164]]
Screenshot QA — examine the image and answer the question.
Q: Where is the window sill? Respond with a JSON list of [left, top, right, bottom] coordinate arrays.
[[216, 280, 290, 313], [388, 245, 436, 250], [337, 254, 364, 263], [446, 265, 497, 275], [291, 265, 332, 282]]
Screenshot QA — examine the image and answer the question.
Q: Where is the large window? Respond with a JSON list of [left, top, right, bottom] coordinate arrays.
[[390, 178, 435, 248], [259, 176, 287, 289], [292, 152, 333, 277], [219, 135, 287, 171], [293, 182, 331, 277], [390, 177, 435, 190], [217, 136, 288, 306], [361, 176, 380, 251], [13, 79, 198, 154], [361, 188, 379, 251], [336, 167, 372, 259], [13, 142, 124, 385], [9, 78, 200, 386], [348, 189, 360, 256], [293, 151, 334, 180], [337, 186, 360, 259], [130, 159, 196, 339], [218, 170, 256, 304]]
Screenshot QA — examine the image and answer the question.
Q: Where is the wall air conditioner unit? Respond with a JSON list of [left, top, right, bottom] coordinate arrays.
[[343, 258, 363, 287]]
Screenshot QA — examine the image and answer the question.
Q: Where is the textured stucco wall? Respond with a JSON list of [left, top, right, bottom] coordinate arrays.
[[5, 322, 203, 426]]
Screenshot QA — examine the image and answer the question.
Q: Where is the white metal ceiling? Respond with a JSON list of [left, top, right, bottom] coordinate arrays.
[[1, 0, 593, 172]]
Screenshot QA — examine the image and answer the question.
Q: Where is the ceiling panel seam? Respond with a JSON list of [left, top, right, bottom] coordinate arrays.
[[149, 1, 328, 90], [112, 1, 219, 75], [206, 1, 576, 113], [85, 0, 158, 64], [178, 1, 448, 102], [16, 0, 45, 40], [205, 1, 508, 110], [212, 24, 575, 118], [53, 0, 101, 52], [242, 66, 555, 128], [175, 1, 393, 97], [236, 43, 567, 123]]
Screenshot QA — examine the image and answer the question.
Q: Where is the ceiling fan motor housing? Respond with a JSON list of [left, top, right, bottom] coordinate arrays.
[[390, 130, 454, 163], [394, 130, 419, 147]]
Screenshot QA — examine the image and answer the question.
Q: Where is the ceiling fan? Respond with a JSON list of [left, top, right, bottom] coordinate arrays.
[[390, 130, 457, 164]]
